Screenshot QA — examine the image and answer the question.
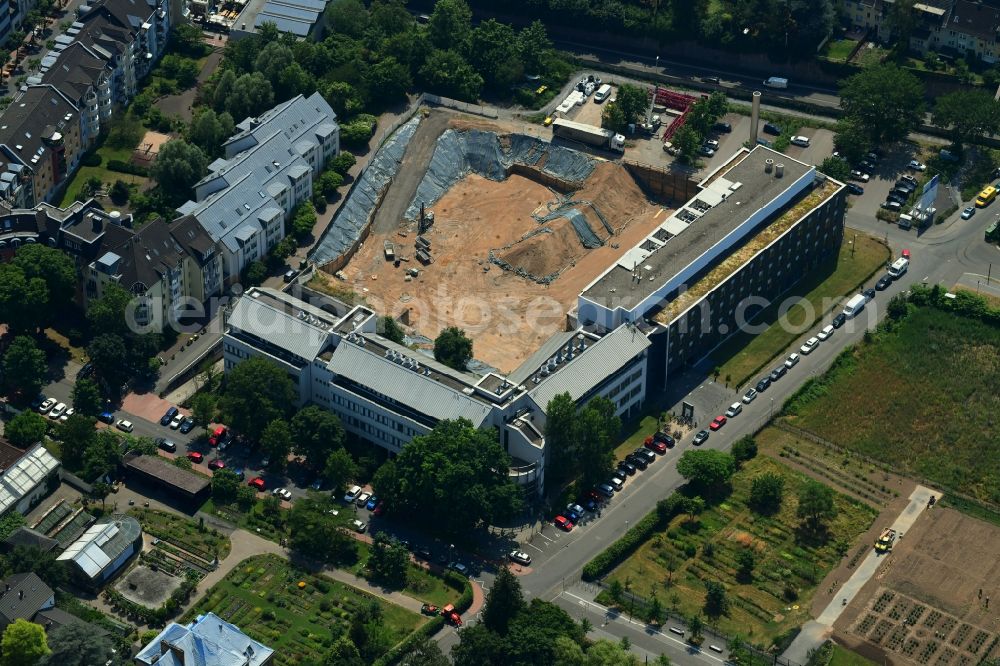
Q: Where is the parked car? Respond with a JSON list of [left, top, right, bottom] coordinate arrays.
[[789, 135, 810, 147], [742, 387, 758, 404], [509, 550, 532, 566], [160, 406, 178, 426], [209, 426, 227, 447], [634, 448, 656, 464], [115, 419, 134, 433], [832, 313, 847, 328], [272, 488, 293, 501], [554, 515, 574, 531], [626, 453, 648, 471], [800, 337, 820, 354], [645, 438, 667, 455], [169, 414, 184, 430], [564, 505, 582, 522], [863, 288, 876, 301], [962, 206, 976, 220], [179, 417, 195, 434], [875, 275, 892, 291], [725, 402, 743, 418], [709, 415, 727, 431], [693, 430, 710, 445], [846, 183, 864, 195], [58, 408, 75, 422], [769, 365, 787, 381], [355, 491, 371, 507], [785, 352, 800, 368], [704, 138, 720, 150], [248, 477, 266, 491], [617, 460, 637, 476], [755, 376, 771, 392], [713, 121, 731, 132], [763, 121, 781, 136], [188, 451, 203, 463], [366, 496, 379, 511], [900, 174, 918, 185], [895, 179, 916, 192], [698, 145, 715, 157], [372, 502, 385, 517], [850, 170, 870, 182], [156, 438, 176, 453], [283, 269, 300, 283], [343, 485, 362, 503], [886, 193, 907, 205], [48, 403, 67, 420], [817, 324, 835, 341], [38, 398, 56, 414], [208, 459, 225, 470], [351, 519, 367, 533], [881, 201, 902, 212], [609, 476, 625, 491], [908, 160, 926, 171], [98, 411, 115, 424]]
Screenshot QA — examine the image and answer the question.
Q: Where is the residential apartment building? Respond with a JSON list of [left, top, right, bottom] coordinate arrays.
[[840, 0, 1000, 64], [0, 85, 83, 205], [178, 92, 339, 283], [222, 287, 652, 496], [39, 43, 114, 149], [136, 612, 275, 665]]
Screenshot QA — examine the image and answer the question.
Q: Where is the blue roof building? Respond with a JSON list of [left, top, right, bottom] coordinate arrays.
[[134, 612, 274, 666]]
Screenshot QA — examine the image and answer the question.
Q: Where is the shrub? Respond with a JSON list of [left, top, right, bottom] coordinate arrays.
[[106, 159, 149, 177], [81, 152, 102, 167], [582, 494, 683, 580]]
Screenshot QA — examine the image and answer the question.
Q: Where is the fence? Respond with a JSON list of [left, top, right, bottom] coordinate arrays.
[[423, 93, 500, 119]]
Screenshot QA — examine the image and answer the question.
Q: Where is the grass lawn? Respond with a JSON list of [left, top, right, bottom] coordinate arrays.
[[59, 141, 148, 208], [603, 455, 877, 647], [829, 644, 877, 666], [186, 554, 423, 665], [43, 328, 86, 363], [823, 39, 857, 62], [129, 508, 231, 561], [712, 230, 889, 388], [854, 44, 889, 68], [783, 306, 1000, 504], [350, 541, 462, 608]]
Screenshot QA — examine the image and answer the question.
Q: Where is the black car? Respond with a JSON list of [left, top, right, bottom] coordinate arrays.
[[895, 180, 916, 193], [78, 362, 95, 378], [886, 193, 907, 205], [863, 288, 876, 301], [617, 461, 637, 476], [770, 365, 788, 382], [634, 447, 656, 464], [713, 120, 731, 132], [693, 430, 710, 446], [156, 438, 177, 453], [179, 417, 195, 434], [859, 160, 875, 173], [160, 406, 179, 426], [283, 269, 300, 283], [756, 376, 772, 392], [763, 122, 781, 136], [704, 76, 721, 85], [627, 453, 648, 470], [655, 432, 676, 448], [416, 548, 432, 561], [875, 275, 892, 291], [846, 183, 864, 195], [832, 313, 847, 329]]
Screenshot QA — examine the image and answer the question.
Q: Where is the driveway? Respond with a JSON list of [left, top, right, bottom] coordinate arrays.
[[782, 484, 938, 664]]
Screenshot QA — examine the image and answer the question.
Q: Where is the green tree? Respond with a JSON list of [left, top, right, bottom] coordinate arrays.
[[213, 68, 237, 112], [419, 49, 483, 102], [584, 640, 637, 666], [323, 635, 363, 666], [83, 430, 123, 481], [0, 619, 50, 666], [887, 293, 910, 320], [451, 625, 509, 666], [377, 315, 405, 344], [4, 411, 47, 448], [330, 151, 356, 175], [11, 245, 75, 314], [0, 264, 49, 333], [504, 599, 584, 664], [615, 84, 649, 125], [932, 90, 1000, 146], [543, 393, 577, 484], [187, 108, 235, 157], [833, 118, 871, 166], [517, 20, 552, 75], [482, 566, 525, 635], [151, 139, 208, 204], [324, 448, 358, 493], [428, 0, 472, 52], [85, 283, 132, 339], [291, 201, 317, 240], [368, 532, 409, 588], [839, 64, 925, 144], [703, 580, 729, 617], [225, 72, 275, 121], [397, 633, 449, 666], [885, 0, 918, 61], [87, 333, 129, 393], [672, 124, 701, 162], [317, 171, 344, 200], [729, 435, 757, 464], [648, 594, 664, 625], [56, 414, 96, 473], [7, 545, 67, 590], [324, 0, 368, 39], [736, 548, 756, 581], [688, 613, 704, 642], [576, 396, 621, 490], [288, 497, 356, 563], [819, 156, 851, 182], [219, 357, 296, 441], [797, 480, 838, 533], [242, 260, 267, 287], [260, 419, 293, 473], [2, 336, 47, 397], [369, 0, 413, 38], [601, 102, 627, 134], [433, 326, 473, 370], [749, 472, 785, 515], [363, 56, 411, 106], [676, 450, 737, 494], [372, 419, 521, 534], [71, 378, 102, 416], [211, 468, 241, 505], [291, 405, 345, 471], [552, 635, 585, 665], [469, 20, 521, 89], [190, 392, 215, 429], [0, 514, 25, 542]]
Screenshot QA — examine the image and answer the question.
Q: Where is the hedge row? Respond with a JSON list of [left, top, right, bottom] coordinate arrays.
[[373, 616, 445, 666], [107, 159, 149, 177], [582, 494, 684, 581]]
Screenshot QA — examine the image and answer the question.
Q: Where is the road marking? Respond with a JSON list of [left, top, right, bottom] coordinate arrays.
[[525, 542, 544, 553], [537, 532, 554, 543], [559, 591, 726, 664]]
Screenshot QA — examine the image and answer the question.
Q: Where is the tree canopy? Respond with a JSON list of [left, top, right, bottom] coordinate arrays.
[[219, 357, 297, 441], [676, 449, 737, 494], [288, 496, 356, 564], [0, 619, 50, 666], [839, 64, 925, 145], [2, 336, 47, 398], [41, 623, 117, 666], [932, 90, 1000, 146], [433, 326, 473, 371], [4, 411, 47, 448], [290, 406, 345, 471], [543, 393, 621, 488], [373, 419, 522, 534], [797, 480, 837, 533], [151, 139, 208, 204]]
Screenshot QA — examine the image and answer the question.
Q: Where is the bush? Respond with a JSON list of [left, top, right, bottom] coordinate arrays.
[[81, 152, 102, 167], [582, 494, 683, 580], [106, 159, 149, 177]]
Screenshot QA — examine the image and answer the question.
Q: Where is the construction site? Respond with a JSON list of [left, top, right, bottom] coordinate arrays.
[[312, 111, 678, 372], [835, 507, 1000, 666]]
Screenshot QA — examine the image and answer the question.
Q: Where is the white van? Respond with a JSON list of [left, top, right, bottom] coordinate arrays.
[[843, 293, 867, 318], [764, 77, 788, 89], [342, 485, 362, 503], [887, 257, 909, 279], [594, 84, 612, 102]]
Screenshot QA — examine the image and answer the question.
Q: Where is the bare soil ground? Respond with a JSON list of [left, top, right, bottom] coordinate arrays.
[[832, 507, 1000, 666], [341, 152, 668, 372]]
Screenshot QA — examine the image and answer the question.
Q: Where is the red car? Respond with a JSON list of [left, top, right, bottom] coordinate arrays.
[[248, 477, 266, 491], [187, 451, 203, 463], [709, 415, 727, 431], [208, 459, 225, 470], [554, 515, 574, 531], [645, 438, 667, 454], [372, 501, 385, 517], [208, 426, 227, 447], [902, 248, 911, 260]]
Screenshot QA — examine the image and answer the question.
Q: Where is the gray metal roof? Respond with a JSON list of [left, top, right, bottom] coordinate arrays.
[[528, 324, 650, 409], [0, 445, 60, 515], [56, 514, 141, 580], [327, 342, 493, 427], [226, 92, 336, 156], [507, 330, 577, 386], [227, 290, 333, 364]]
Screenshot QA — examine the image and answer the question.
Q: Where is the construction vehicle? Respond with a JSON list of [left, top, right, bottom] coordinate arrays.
[[551, 119, 625, 152], [383, 241, 395, 261], [420, 603, 438, 616], [875, 528, 896, 554]]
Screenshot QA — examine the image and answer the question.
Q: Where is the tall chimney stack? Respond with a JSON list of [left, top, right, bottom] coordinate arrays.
[[750, 91, 761, 146]]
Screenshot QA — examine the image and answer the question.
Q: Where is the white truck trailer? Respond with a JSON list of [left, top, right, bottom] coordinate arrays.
[[551, 119, 625, 152]]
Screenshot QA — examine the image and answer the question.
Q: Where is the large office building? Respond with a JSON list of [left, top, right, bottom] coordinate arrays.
[[222, 146, 845, 496]]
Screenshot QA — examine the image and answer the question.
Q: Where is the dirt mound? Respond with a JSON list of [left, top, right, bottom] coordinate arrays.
[[498, 219, 584, 278], [574, 161, 654, 232]]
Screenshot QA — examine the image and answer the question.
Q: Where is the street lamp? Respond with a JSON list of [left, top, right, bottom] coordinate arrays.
[[655, 55, 659, 71], [770, 397, 774, 420]]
